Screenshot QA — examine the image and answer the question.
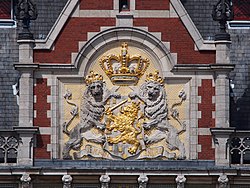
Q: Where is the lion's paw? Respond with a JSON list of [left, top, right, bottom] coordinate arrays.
[[128, 146, 137, 154]]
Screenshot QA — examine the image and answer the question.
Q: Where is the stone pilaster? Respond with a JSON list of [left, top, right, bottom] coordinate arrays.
[[100, 174, 110, 188], [20, 173, 31, 188], [175, 175, 186, 188], [14, 39, 38, 166], [138, 174, 148, 188], [62, 175, 73, 188], [18, 69, 35, 127], [215, 71, 230, 128], [210, 128, 235, 166], [18, 40, 35, 64], [218, 174, 229, 188], [215, 41, 231, 65], [215, 40, 231, 128], [14, 127, 38, 165]]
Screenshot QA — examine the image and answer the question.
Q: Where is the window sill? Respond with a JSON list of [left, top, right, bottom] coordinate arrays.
[[0, 19, 16, 28], [228, 20, 250, 29]]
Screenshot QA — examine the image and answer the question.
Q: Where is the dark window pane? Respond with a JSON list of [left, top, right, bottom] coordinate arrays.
[[7, 148, 17, 163], [0, 0, 11, 19], [231, 149, 241, 164], [233, 0, 250, 20], [243, 150, 250, 164]]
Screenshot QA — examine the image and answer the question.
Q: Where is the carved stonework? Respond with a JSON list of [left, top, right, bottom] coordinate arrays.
[[63, 43, 187, 160], [138, 174, 148, 188], [62, 175, 73, 188], [175, 175, 186, 188], [20, 173, 31, 188], [100, 174, 110, 188], [218, 174, 229, 188]]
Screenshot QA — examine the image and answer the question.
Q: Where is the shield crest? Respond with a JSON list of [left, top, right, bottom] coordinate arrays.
[[103, 100, 145, 159]]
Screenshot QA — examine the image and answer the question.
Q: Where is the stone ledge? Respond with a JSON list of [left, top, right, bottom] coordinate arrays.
[[172, 64, 235, 72]]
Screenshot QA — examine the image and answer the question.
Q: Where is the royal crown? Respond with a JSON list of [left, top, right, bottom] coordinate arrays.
[[146, 70, 164, 84], [85, 71, 103, 85], [99, 42, 150, 86]]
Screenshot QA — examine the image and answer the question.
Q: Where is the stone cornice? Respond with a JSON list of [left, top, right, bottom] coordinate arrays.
[[172, 64, 235, 72], [14, 64, 76, 71]]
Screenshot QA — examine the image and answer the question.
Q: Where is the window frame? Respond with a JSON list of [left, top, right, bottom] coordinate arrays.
[[229, 0, 250, 29], [0, 0, 16, 28]]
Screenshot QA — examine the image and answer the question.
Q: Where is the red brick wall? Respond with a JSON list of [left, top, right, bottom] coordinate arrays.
[[34, 78, 51, 159], [34, 135, 51, 159], [198, 79, 215, 128], [34, 78, 51, 127], [34, 18, 116, 64], [198, 79, 215, 160], [136, 0, 169, 10], [134, 18, 215, 64], [80, 0, 113, 10], [0, 0, 11, 19], [198, 135, 214, 160]]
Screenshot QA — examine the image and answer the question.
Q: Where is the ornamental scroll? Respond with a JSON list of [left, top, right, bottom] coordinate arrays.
[[62, 43, 187, 160]]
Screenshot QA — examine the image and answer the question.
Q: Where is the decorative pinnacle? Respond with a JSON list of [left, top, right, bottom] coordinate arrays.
[[146, 70, 164, 84], [85, 71, 103, 85], [212, 0, 234, 41], [15, 0, 38, 40]]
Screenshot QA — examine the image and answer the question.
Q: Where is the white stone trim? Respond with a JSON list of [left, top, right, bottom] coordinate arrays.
[[75, 27, 176, 76], [198, 128, 211, 136], [39, 127, 52, 134], [197, 144, 202, 153], [33, 0, 215, 51], [47, 144, 52, 152], [170, 0, 215, 51], [34, 0, 79, 49], [189, 76, 198, 159]]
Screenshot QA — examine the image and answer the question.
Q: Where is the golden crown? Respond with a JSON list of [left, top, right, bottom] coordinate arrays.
[[146, 70, 164, 84], [99, 43, 150, 86], [85, 71, 103, 85]]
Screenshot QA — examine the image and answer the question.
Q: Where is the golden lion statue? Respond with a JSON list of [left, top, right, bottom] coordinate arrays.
[[105, 102, 142, 154]]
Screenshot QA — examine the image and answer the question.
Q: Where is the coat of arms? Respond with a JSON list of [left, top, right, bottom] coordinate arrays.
[[62, 43, 186, 160]]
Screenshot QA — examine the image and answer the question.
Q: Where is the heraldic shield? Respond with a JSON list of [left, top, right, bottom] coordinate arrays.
[[62, 43, 187, 160]]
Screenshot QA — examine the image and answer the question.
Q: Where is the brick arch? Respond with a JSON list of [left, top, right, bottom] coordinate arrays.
[[75, 27, 176, 77]]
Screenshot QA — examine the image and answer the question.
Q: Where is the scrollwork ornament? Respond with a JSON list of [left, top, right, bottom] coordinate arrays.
[[62, 175, 73, 188], [218, 174, 229, 188], [175, 175, 186, 188], [100, 174, 110, 188], [138, 174, 148, 188], [20, 173, 31, 188]]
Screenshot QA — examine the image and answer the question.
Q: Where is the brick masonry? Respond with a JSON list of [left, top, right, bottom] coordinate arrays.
[[34, 134, 51, 159], [135, 0, 169, 10], [34, 18, 116, 64], [198, 79, 215, 160], [198, 79, 215, 128], [198, 135, 215, 160], [33, 78, 51, 159], [133, 18, 216, 64], [80, 0, 113, 10], [34, 78, 51, 127]]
